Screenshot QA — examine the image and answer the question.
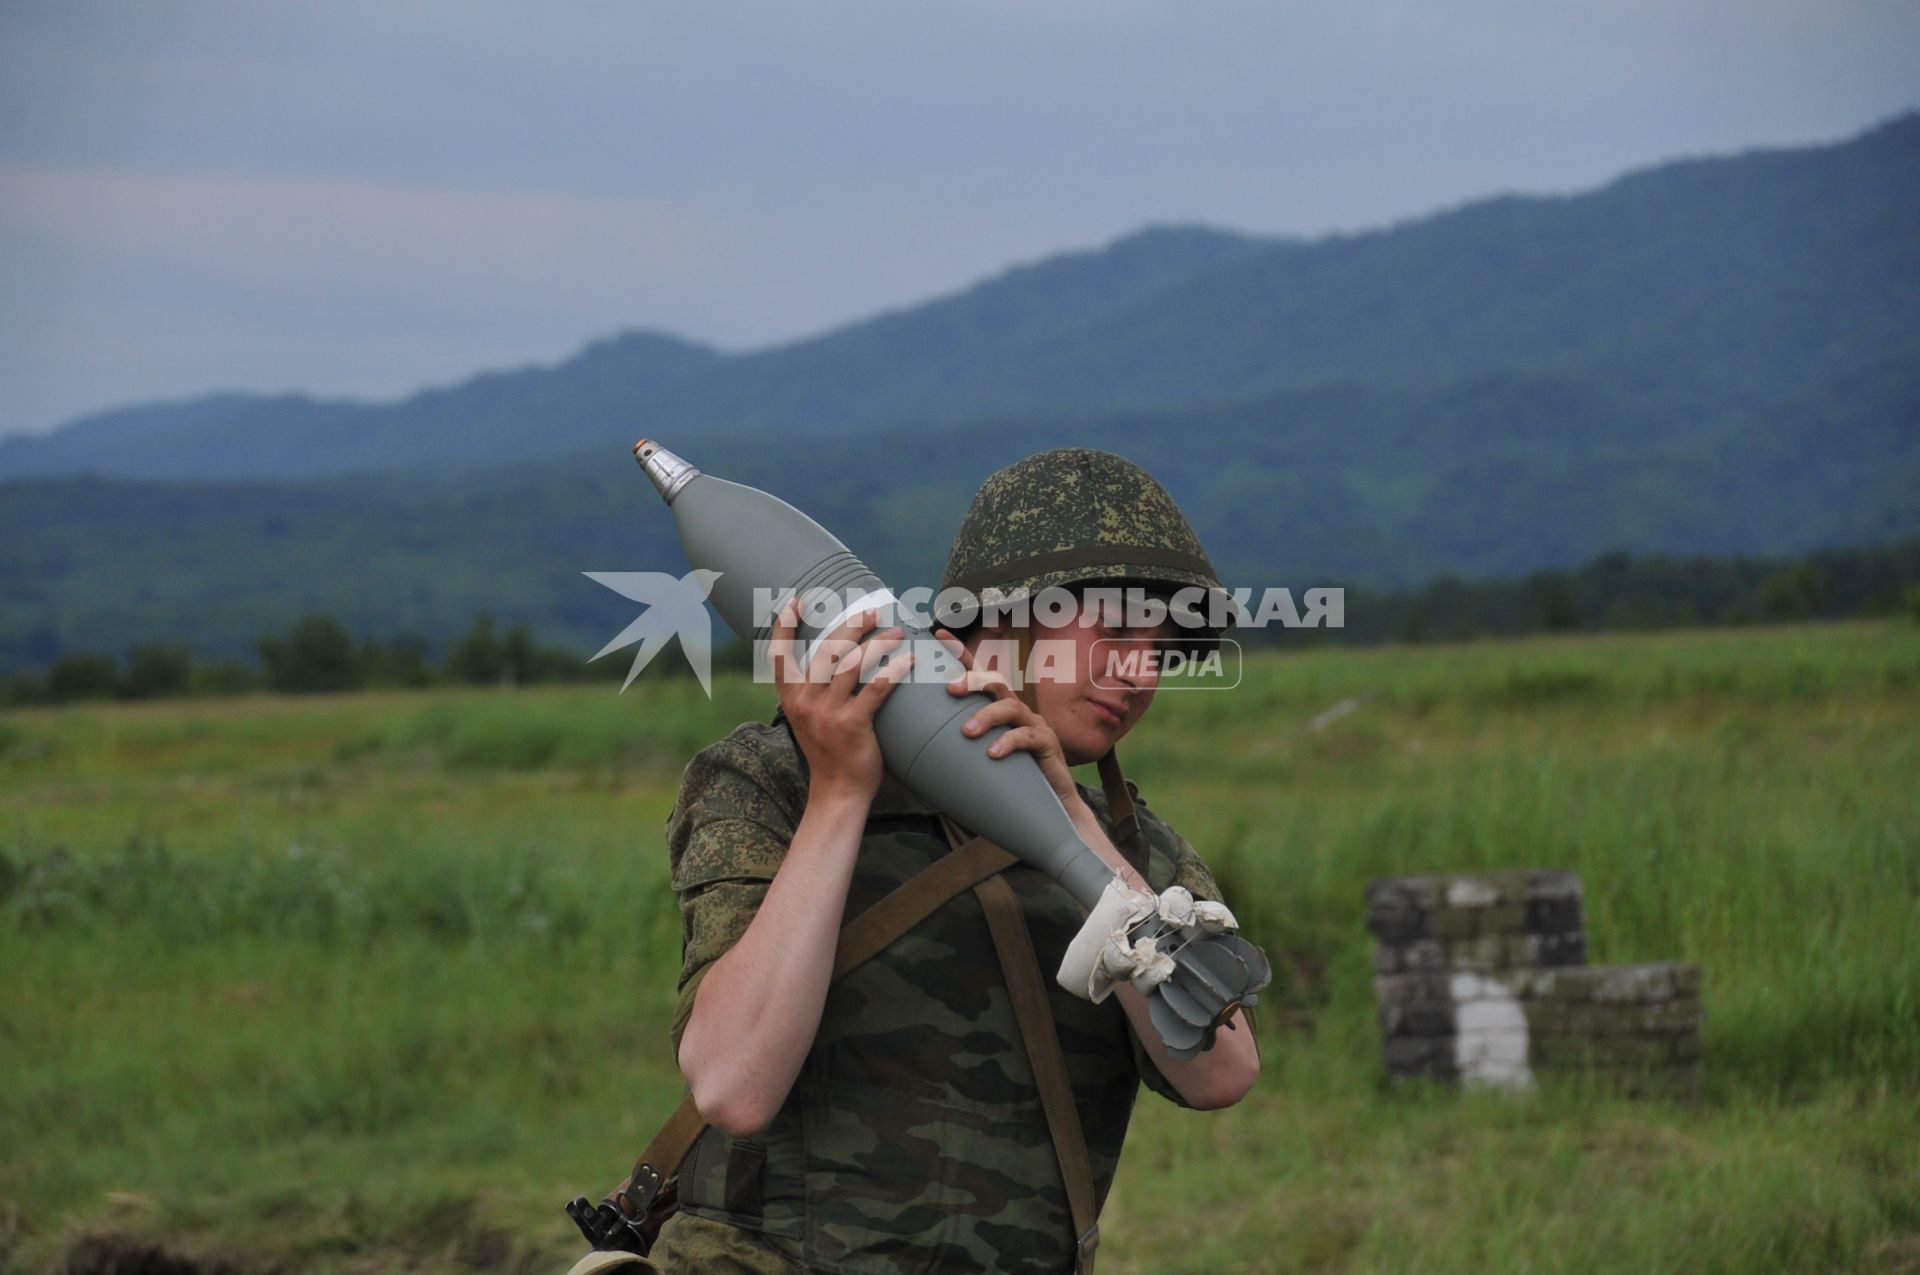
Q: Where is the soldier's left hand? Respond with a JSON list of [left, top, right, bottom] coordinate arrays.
[[934, 629, 1078, 805]]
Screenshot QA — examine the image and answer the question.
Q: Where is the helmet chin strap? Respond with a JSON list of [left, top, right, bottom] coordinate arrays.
[[1095, 748, 1147, 873], [1017, 623, 1148, 873]]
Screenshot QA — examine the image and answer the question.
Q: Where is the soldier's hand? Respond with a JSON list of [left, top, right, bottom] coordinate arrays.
[[934, 628, 1079, 806], [772, 599, 912, 802]]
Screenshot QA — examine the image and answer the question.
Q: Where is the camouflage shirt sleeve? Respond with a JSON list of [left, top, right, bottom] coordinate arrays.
[[1156, 818, 1223, 904], [666, 722, 808, 1052], [1079, 779, 1222, 903]]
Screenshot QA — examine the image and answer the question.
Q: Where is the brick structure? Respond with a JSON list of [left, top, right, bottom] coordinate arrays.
[[1366, 871, 1703, 1095]]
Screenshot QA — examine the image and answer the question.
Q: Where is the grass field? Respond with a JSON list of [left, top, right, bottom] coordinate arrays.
[[3, 622, 1917, 1273]]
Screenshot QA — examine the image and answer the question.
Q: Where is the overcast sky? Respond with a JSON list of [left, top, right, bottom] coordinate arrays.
[[1, 1, 1914, 437]]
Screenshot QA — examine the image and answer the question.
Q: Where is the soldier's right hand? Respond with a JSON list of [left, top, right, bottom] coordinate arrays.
[[770, 598, 913, 802]]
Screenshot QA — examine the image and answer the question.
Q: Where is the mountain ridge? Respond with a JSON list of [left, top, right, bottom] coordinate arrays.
[[5, 110, 1914, 480]]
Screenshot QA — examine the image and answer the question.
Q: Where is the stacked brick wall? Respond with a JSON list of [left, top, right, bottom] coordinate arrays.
[[1367, 870, 1702, 1094]]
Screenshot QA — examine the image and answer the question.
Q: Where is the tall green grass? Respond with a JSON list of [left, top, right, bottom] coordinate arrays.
[[2, 623, 1916, 1273]]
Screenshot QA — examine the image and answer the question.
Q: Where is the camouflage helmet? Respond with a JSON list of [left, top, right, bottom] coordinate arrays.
[[936, 448, 1234, 631]]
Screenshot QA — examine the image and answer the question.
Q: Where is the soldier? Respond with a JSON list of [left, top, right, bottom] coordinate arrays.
[[651, 448, 1260, 1273]]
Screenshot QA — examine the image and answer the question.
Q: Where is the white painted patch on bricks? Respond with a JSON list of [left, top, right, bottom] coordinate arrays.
[[1450, 972, 1534, 1090], [1446, 878, 1501, 908]]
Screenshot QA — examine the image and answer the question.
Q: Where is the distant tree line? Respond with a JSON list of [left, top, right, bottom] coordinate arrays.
[[0, 612, 724, 707], [1264, 538, 1920, 647], [5, 539, 1917, 706]]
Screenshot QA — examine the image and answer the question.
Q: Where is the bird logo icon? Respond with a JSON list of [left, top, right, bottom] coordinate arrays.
[[583, 568, 724, 695]]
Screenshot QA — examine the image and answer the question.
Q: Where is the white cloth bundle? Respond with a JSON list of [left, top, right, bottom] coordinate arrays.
[[1056, 880, 1241, 1003]]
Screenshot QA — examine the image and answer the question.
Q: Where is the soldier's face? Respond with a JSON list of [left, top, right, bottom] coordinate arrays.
[[964, 608, 1164, 766]]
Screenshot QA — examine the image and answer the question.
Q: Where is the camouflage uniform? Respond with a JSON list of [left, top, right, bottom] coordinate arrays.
[[654, 720, 1225, 1275]]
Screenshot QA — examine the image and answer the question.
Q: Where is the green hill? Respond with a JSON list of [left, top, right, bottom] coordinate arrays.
[[4, 351, 1915, 669]]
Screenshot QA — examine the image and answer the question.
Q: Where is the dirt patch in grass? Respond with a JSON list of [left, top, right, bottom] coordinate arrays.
[[47, 1232, 257, 1275]]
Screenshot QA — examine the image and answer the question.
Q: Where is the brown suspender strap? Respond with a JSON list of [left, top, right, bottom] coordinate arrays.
[[604, 833, 1018, 1212], [963, 841, 1102, 1274], [1095, 749, 1145, 870], [833, 835, 1018, 978], [610, 1096, 706, 1223]]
